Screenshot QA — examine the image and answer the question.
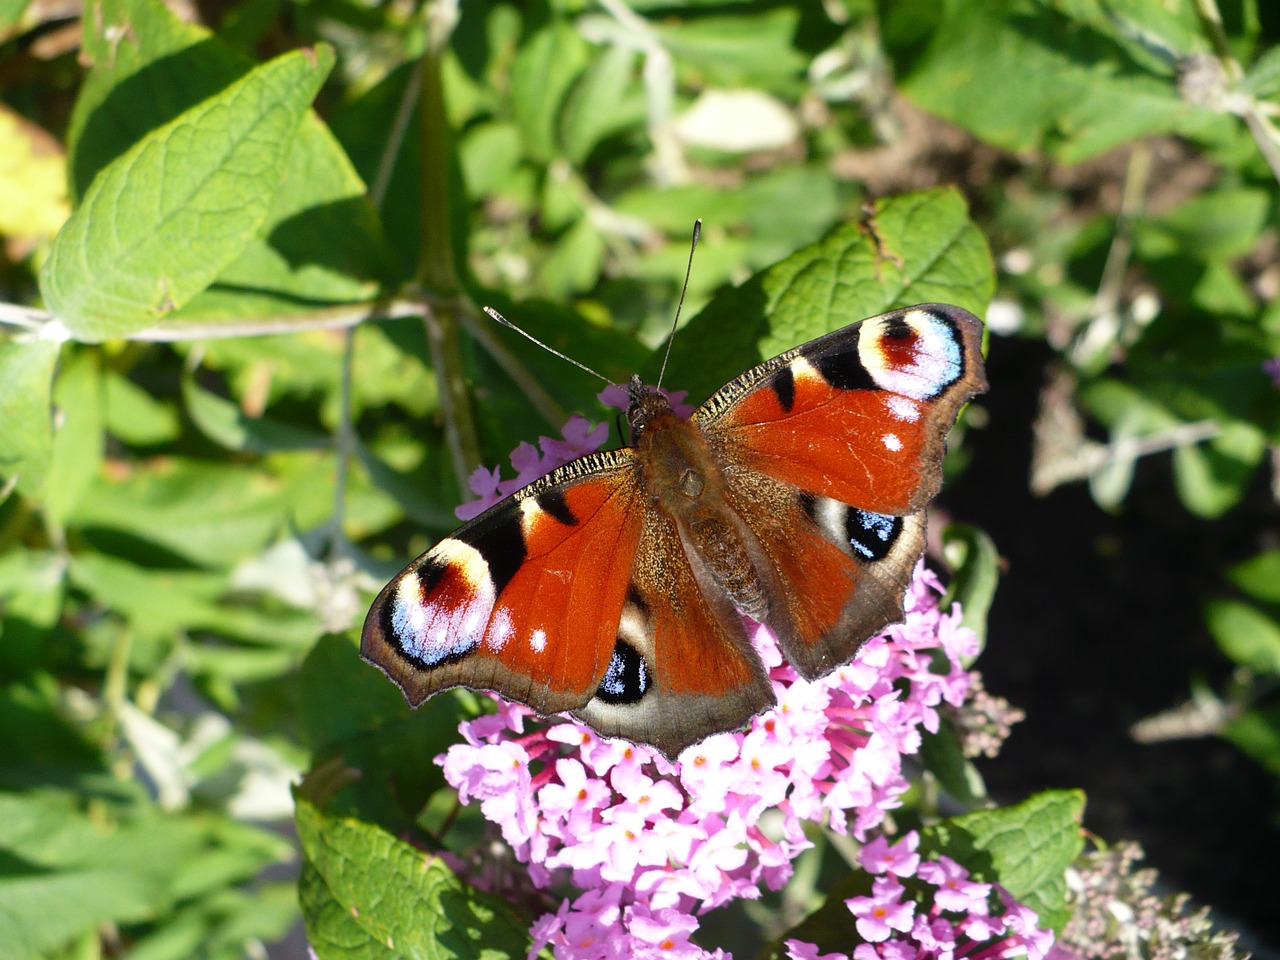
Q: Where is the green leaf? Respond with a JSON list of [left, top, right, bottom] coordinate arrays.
[[1137, 188, 1271, 261], [657, 9, 812, 90], [892, 0, 1223, 162], [41, 45, 335, 340], [69, 0, 388, 328], [0, 792, 283, 960], [1173, 421, 1266, 518], [1229, 549, 1280, 604], [664, 188, 993, 401], [103, 370, 181, 445], [510, 19, 590, 163], [920, 724, 989, 808], [1224, 704, 1280, 778], [1204, 599, 1280, 675], [0, 337, 59, 498], [559, 44, 643, 164], [295, 797, 530, 960], [66, 457, 334, 567], [920, 790, 1085, 934], [0, 549, 66, 678], [182, 375, 328, 453], [0, 680, 104, 791], [45, 350, 104, 528]]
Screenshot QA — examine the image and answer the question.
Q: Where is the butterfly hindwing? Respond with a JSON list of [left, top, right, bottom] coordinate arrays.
[[572, 506, 775, 758]]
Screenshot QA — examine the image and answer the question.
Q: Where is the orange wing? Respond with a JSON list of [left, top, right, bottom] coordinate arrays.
[[361, 450, 646, 717], [698, 304, 985, 677]]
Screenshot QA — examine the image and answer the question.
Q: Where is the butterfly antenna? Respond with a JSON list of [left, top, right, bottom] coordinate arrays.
[[483, 306, 612, 385], [656, 219, 701, 391]]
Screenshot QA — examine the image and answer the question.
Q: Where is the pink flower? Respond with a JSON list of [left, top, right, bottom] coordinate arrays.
[[859, 833, 921, 878], [916, 855, 991, 913], [848, 876, 917, 941]]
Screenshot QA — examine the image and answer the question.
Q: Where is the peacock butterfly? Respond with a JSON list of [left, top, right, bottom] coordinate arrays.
[[361, 303, 987, 759]]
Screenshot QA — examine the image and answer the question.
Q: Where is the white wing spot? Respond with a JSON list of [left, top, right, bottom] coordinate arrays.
[[530, 628, 547, 654], [882, 433, 903, 452]]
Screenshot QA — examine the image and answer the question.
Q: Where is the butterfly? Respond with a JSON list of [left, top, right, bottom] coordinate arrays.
[[361, 303, 987, 759]]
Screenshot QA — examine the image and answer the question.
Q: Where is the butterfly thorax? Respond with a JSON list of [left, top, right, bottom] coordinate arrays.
[[628, 378, 770, 622]]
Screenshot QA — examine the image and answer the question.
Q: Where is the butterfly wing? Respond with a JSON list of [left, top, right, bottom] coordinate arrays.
[[697, 303, 986, 677], [362, 448, 774, 758], [361, 450, 646, 717]]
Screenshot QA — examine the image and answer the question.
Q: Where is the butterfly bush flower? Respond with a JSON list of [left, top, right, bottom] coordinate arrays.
[[781, 831, 1053, 960], [436, 389, 1043, 959]]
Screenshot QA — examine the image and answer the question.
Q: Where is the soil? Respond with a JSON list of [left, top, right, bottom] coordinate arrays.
[[943, 332, 1280, 955]]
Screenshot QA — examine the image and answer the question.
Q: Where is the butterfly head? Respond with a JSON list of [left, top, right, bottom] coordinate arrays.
[[626, 374, 672, 443]]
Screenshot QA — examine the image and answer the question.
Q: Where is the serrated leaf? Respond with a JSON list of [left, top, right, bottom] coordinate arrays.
[[663, 189, 992, 401], [920, 790, 1085, 934], [1204, 599, 1280, 675], [69, 0, 388, 329], [0, 337, 59, 498], [1229, 549, 1280, 604], [295, 797, 529, 960], [41, 46, 335, 340]]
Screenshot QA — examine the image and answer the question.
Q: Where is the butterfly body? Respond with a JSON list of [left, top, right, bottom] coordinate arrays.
[[362, 304, 987, 758]]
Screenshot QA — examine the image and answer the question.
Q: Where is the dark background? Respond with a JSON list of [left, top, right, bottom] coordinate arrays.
[[945, 332, 1280, 954]]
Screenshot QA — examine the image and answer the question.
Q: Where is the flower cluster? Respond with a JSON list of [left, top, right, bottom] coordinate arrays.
[[785, 832, 1054, 960]]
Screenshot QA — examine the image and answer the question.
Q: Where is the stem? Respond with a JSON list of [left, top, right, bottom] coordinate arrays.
[[417, 4, 480, 490], [1192, 0, 1280, 185]]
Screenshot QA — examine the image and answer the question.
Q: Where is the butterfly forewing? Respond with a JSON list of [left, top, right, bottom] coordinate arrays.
[[698, 303, 987, 514], [361, 449, 647, 717]]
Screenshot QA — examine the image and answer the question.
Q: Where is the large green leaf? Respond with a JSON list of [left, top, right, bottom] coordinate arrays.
[[41, 46, 335, 340], [67, 0, 389, 331], [295, 797, 529, 960], [920, 789, 1085, 934]]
